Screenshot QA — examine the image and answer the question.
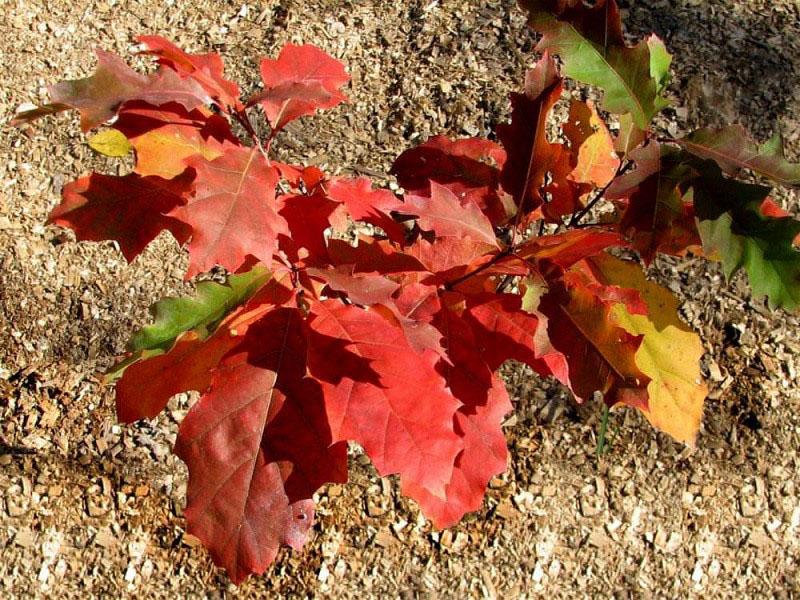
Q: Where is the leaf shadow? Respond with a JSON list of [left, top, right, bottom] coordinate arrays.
[[621, 0, 800, 138], [305, 329, 382, 388]]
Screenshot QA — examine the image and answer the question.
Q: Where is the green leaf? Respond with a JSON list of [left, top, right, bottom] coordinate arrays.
[[647, 36, 672, 94], [678, 126, 800, 187], [88, 129, 132, 157], [129, 265, 271, 352], [691, 163, 800, 311], [521, 1, 672, 129], [614, 113, 647, 158]]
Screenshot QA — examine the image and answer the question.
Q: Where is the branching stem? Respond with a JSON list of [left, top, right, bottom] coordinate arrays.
[[568, 160, 632, 227], [233, 108, 269, 159]]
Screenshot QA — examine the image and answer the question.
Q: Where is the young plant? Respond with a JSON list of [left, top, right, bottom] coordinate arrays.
[[12, 0, 800, 583]]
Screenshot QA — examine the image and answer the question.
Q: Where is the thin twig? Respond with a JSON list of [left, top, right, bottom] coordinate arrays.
[[595, 404, 610, 458], [496, 274, 515, 293], [443, 247, 515, 291], [0, 439, 36, 456], [568, 161, 632, 228], [233, 109, 269, 159]]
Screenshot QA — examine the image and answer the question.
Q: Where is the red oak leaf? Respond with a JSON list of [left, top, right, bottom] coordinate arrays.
[[326, 177, 407, 244], [307, 300, 462, 497], [515, 228, 627, 274], [115, 279, 294, 422], [115, 328, 238, 422], [563, 99, 620, 188], [114, 101, 237, 179], [607, 144, 701, 262], [406, 236, 497, 284], [255, 44, 349, 132], [138, 35, 242, 110], [497, 53, 566, 215], [175, 308, 348, 583], [462, 293, 545, 371], [565, 259, 648, 316], [401, 305, 511, 528], [307, 266, 400, 306], [760, 197, 790, 218], [537, 146, 585, 222], [171, 146, 288, 277], [538, 280, 650, 407], [537, 98, 621, 221], [516, 278, 572, 386], [326, 237, 426, 274], [758, 199, 800, 245], [13, 50, 212, 131], [50, 169, 194, 262], [273, 163, 326, 191], [278, 191, 345, 264], [404, 182, 500, 248], [391, 135, 513, 225], [377, 282, 446, 358]]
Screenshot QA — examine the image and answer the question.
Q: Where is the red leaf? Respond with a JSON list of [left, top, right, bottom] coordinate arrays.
[[307, 266, 400, 306], [175, 309, 348, 583], [463, 293, 544, 371], [758, 198, 800, 245], [171, 146, 288, 277], [326, 177, 407, 244], [516, 279, 572, 386], [115, 328, 238, 422], [114, 101, 236, 179], [278, 191, 344, 264], [406, 236, 496, 283], [563, 100, 620, 189], [391, 135, 513, 225], [138, 35, 242, 110], [378, 283, 446, 358], [255, 44, 349, 131], [404, 182, 500, 248], [274, 163, 326, 191], [401, 306, 510, 528], [566, 254, 660, 318], [115, 279, 293, 422], [760, 198, 790, 218], [607, 144, 701, 262], [13, 50, 212, 131], [326, 237, 426, 274], [497, 53, 565, 214], [307, 300, 462, 497], [562, 269, 647, 316], [539, 281, 650, 407], [515, 228, 627, 273], [537, 146, 584, 222], [50, 170, 194, 262]]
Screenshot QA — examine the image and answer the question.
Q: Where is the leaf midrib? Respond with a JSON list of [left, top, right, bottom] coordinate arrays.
[[539, 12, 648, 128]]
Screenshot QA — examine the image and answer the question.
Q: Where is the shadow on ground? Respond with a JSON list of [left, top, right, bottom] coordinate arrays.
[[622, 0, 799, 136]]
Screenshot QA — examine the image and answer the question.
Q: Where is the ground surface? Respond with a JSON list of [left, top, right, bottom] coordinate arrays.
[[1, 0, 799, 597]]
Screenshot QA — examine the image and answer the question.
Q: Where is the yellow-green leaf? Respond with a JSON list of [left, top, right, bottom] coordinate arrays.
[[591, 254, 707, 446], [88, 128, 132, 157]]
